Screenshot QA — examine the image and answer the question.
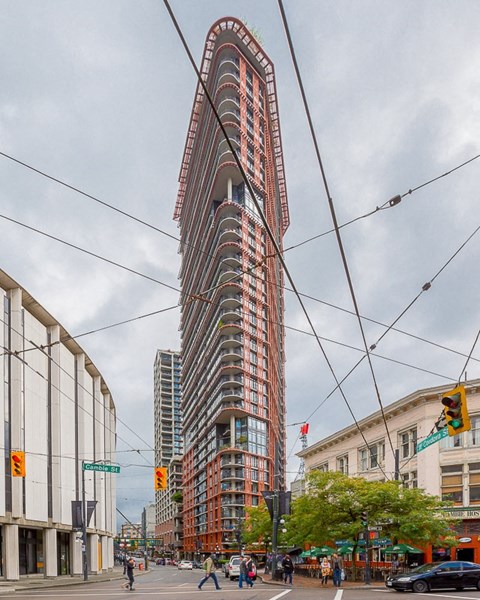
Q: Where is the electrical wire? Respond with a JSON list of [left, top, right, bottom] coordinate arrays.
[[457, 328, 480, 384], [278, 0, 395, 458], [284, 153, 480, 253], [1, 153, 477, 365]]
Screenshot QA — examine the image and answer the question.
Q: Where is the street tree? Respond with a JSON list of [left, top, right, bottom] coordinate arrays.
[[287, 471, 457, 569]]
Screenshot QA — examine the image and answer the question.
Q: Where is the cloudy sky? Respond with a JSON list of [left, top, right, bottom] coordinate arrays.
[[1, 0, 479, 523]]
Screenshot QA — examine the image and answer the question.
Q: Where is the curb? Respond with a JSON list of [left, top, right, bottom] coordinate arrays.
[[0, 570, 151, 592], [260, 576, 385, 590]]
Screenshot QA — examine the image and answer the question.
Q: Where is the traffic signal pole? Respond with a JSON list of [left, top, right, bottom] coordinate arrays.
[[82, 461, 88, 581]]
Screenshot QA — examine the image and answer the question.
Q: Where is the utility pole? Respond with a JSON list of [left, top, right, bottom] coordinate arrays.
[[271, 490, 279, 580]]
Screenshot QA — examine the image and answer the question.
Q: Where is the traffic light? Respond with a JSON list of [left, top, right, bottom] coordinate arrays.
[[441, 384, 471, 436], [11, 450, 26, 477], [360, 511, 368, 527], [154, 467, 167, 490]]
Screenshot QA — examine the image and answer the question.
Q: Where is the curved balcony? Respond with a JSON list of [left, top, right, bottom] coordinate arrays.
[[219, 293, 242, 311], [217, 68, 240, 87], [217, 266, 243, 285], [217, 94, 240, 113], [219, 333, 243, 349], [218, 225, 241, 245], [217, 213, 242, 231]]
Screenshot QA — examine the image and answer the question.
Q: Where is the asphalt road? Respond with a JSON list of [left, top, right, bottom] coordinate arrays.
[[3, 565, 480, 600]]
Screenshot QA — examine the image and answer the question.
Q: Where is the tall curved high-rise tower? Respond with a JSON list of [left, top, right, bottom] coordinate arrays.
[[174, 17, 289, 554]]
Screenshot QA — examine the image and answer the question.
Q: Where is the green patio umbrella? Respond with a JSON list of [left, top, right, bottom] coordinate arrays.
[[311, 546, 336, 557], [384, 544, 423, 555], [299, 550, 311, 558], [337, 544, 354, 555]]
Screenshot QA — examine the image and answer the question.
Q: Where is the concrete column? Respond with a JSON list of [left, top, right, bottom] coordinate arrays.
[[70, 531, 82, 575], [227, 177, 233, 201], [88, 533, 99, 574], [44, 528, 57, 577], [107, 536, 114, 570], [4, 524, 19, 580], [101, 535, 109, 572], [48, 325, 62, 525], [8, 289, 23, 520], [230, 415, 236, 447]]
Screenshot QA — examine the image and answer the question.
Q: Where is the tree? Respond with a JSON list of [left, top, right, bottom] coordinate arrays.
[[242, 502, 290, 551], [287, 472, 457, 571]]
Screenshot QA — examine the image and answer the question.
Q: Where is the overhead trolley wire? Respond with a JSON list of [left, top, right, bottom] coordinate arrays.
[[292, 220, 480, 459], [278, 0, 395, 460], [283, 152, 480, 253]]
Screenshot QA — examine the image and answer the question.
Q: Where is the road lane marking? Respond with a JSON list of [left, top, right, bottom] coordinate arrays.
[[334, 589, 343, 600], [269, 590, 292, 600]]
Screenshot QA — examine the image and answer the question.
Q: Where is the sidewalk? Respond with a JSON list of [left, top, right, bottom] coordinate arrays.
[[261, 573, 386, 590], [0, 565, 131, 594]]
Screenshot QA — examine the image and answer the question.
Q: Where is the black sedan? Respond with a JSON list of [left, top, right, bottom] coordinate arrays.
[[386, 561, 480, 593]]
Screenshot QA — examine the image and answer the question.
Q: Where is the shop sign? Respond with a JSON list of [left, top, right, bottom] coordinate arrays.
[[458, 537, 472, 543], [443, 508, 480, 519]]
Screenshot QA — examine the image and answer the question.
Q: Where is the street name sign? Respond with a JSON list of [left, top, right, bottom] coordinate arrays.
[[83, 463, 120, 473], [368, 526, 383, 532], [416, 427, 448, 453]]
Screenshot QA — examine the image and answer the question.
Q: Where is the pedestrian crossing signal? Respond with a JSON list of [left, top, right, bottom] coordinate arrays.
[[154, 467, 167, 490], [442, 384, 471, 436], [11, 451, 26, 477]]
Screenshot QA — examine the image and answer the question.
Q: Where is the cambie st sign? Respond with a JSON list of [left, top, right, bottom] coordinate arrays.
[[83, 462, 120, 473]]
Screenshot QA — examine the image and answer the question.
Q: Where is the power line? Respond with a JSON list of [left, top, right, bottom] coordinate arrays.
[[1, 153, 475, 365], [458, 329, 480, 384], [284, 153, 480, 253], [278, 0, 395, 459], [0, 316, 154, 467]]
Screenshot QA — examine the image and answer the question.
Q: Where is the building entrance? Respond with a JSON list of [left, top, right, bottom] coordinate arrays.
[[456, 547, 474, 561], [19, 528, 44, 575], [57, 532, 71, 575]]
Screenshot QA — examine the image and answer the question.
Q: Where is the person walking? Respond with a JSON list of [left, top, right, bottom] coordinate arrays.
[[332, 553, 344, 587], [198, 554, 222, 591], [281, 554, 294, 585], [123, 556, 135, 591], [239, 556, 254, 588], [320, 556, 331, 586]]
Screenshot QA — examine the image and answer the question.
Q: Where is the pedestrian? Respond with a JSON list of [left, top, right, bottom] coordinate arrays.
[[281, 554, 294, 585], [198, 553, 222, 591], [123, 556, 135, 591], [239, 556, 254, 588], [332, 553, 344, 587], [320, 556, 331, 586]]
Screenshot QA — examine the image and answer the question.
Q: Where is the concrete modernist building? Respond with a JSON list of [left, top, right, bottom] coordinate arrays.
[[174, 17, 289, 553], [298, 380, 480, 563], [0, 270, 116, 580], [153, 350, 183, 552]]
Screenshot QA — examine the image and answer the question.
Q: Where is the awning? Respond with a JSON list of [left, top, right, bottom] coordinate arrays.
[[384, 544, 424, 555], [311, 546, 336, 557]]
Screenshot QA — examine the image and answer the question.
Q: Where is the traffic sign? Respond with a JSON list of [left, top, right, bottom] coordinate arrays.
[[416, 427, 448, 453], [83, 462, 120, 473], [367, 526, 382, 532]]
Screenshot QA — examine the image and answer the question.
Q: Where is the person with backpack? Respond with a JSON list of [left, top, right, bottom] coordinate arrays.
[[198, 553, 222, 591]]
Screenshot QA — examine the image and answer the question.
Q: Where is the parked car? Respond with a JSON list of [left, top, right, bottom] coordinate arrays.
[[386, 561, 480, 593], [225, 556, 242, 580], [225, 555, 256, 581], [178, 560, 194, 570]]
